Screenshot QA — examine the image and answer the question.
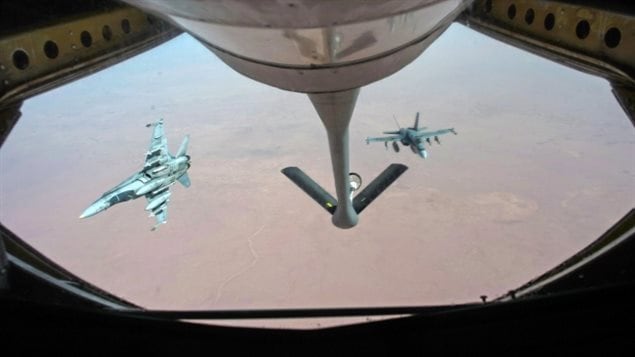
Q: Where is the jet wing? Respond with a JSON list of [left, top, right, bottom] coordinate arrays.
[[144, 118, 169, 168], [415, 128, 456, 139], [146, 187, 170, 231], [366, 135, 401, 143]]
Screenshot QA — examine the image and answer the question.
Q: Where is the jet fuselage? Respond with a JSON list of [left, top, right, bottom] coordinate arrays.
[[399, 128, 429, 158]]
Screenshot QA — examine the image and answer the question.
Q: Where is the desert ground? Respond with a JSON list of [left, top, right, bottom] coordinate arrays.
[[1, 24, 633, 328]]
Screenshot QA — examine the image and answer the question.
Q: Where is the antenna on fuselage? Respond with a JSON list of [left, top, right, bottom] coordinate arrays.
[[393, 114, 401, 129]]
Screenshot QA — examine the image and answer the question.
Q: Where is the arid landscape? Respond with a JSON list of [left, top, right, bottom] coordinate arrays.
[[1, 24, 633, 328]]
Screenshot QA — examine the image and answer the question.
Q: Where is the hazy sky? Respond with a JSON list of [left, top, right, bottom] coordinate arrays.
[[0, 24, 633, 326]]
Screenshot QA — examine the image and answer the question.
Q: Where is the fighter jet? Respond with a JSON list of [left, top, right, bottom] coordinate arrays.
[[366, 112, 457, 159], [79, 118, 191, 230]]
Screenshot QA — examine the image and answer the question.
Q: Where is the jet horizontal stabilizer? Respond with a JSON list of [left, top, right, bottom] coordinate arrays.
[[353, 164, 408, 214], [177, 173, 191, 188], [382, 131, 400, 134], [281, 167, 337, 214]]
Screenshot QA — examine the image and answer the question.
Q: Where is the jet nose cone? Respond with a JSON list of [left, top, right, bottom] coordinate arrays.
[[79, 201, 103, 219]]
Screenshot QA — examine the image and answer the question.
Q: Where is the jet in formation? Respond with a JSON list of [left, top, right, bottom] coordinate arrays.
[[366, 112, 457, 158], [79, 119, 191, 230]]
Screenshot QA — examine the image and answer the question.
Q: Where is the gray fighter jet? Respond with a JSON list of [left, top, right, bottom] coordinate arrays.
[[79, 118, 191, 230], [366, 112, 457, 159]]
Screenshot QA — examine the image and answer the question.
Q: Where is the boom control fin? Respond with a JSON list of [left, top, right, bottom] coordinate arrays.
[[281, 164, 408, 224]]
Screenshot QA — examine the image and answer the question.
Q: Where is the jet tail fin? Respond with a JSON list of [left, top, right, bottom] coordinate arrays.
[[414, 112, 420, 130], [175, 135, 190, 157], [281, 164, 408, 222], [353, 164, 408, 213]]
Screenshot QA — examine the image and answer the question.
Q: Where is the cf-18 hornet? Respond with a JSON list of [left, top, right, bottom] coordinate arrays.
[[79, 119, 191, 231], [367, 112, 457, 158]]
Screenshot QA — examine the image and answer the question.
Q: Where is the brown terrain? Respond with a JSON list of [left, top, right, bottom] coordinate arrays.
[[1, 25, 633, 328]]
